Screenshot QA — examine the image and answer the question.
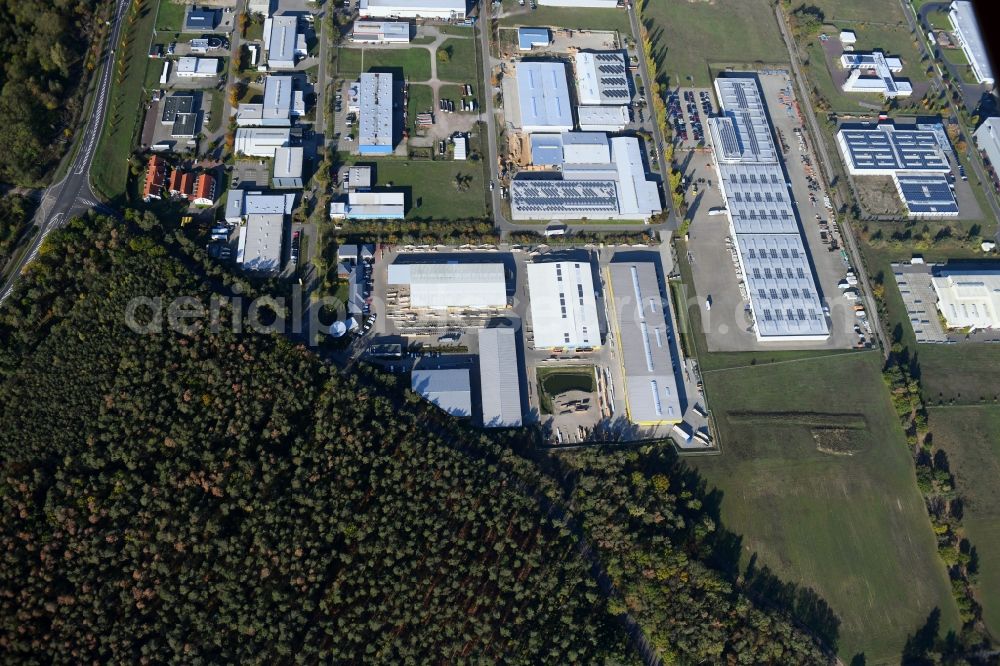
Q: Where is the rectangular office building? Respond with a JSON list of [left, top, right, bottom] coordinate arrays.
[[358, 72, 395, 155]]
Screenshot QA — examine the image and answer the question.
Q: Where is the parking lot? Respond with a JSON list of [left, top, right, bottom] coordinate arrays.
[[668, 87, 713, 148]]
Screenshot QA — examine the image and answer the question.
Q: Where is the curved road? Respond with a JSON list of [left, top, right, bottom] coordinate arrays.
[[0, 0, 129, 302]]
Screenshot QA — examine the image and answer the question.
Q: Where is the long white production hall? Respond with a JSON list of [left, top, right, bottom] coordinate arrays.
[[708, 74, 830, 342], [387, 262, 507, 309], [527, 261, 601, 349]]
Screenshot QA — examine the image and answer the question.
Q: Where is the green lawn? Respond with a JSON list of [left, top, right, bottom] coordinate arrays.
[[407, 83, 434, 135], [804, 24, 928, 114], [437, 38, 479, 84], [802, 0, 909, 22], [918, 344, 1000, 405], [206, 91, 224, 133], [500, 1, 633, 35], [338, 153, 487, 221], [640, 0, 789, 87], [694, 352, 961, 663], [927, 405, 1000, 639], [92, 0, 158, 200], [155, 0, 188, 35], [926, 9, 952, 30], [336, 46, 432, 81]]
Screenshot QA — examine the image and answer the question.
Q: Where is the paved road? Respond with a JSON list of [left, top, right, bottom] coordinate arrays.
[[0, 0, 129, 302], [773, 5, 891, 357], [626, 3, 677, 230]]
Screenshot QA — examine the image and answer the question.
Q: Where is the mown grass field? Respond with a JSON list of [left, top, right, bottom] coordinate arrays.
[[640, 0, 788, 87], [500, 1, 632, 35], [336, 46, 432, 81], [437, 38, 479, 84], [927, 405, 1000, 638], [406, 83, 433, 135], [337, 153, 487, 221], [154, 0, 187, 34], [802, 0, 910, 23], [693, 352, 961, 662], [92, 0, 158, 200]]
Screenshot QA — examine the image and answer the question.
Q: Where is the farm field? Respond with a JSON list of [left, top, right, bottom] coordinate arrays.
[[338, 153, 487, 221], [693, 352, 960, 662], [927, 405, 1000, 638], [337, 46, 433, 81], [500, 1, 632, 35], [640, 0, 788, 88], [918, 344, 1000, 405]]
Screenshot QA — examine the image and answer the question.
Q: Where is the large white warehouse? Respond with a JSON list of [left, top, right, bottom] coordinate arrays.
[[387, 262, 507, 309], [527, 261, 601, 349], [515, 60, 573, 133], [932, 269, 1000, 330], [358, 0, 466, 19]]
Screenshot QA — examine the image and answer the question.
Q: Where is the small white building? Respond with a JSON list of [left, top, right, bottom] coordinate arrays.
[[577, 105, 630, 132], [248, 0, 273, 15], [272, 146, 304, 189], [839, 29, 857, 44], [351, 20, 410, 43], [234, 128, 291, 157], [358, 0, 466, 20], [176, 57, 219, 78], [453, 135, 467, 160], [265, 15, 298, 70], [526, 261, 601, 349], [840, 51, 911, 98], [237, 213, 285, 274]]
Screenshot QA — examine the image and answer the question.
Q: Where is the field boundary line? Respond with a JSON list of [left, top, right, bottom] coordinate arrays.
[[701, 349, 879, 375]]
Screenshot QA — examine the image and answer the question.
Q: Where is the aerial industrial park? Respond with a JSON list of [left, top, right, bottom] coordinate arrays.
[[105, 0, 1000, 455], [4, 0, 1000, 661]]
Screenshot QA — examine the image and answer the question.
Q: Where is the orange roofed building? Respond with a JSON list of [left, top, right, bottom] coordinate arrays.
[[191, 173, 216, 206], [142, 155, 167, 201]]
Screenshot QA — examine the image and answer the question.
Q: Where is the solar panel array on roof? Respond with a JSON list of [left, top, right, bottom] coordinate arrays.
[[895, 174, 959, 215], [710, 75, 829, 341], [574, 51, 631, 106], [837, 125, 950, 174], [511, 179, 619, 217]]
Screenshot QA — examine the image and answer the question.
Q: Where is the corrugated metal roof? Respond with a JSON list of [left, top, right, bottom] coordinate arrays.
[[411, 368, 472, 417], [478, 328, 522, 427]]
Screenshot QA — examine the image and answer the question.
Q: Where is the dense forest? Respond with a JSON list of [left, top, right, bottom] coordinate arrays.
[[0, 213, 831, 663], [0, 0, 107, 186], [0, 194, 33, 270]]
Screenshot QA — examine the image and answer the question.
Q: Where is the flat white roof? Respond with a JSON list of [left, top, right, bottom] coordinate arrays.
[[359, 72, 395, 149], [577, 105, 630, 130], [387, 262, 507, 308], [607, 262, 683, 425], [932, 268, 1000, 329], [527, 261, 601, 348], [574, 51, 630, 106], [411, 368, 472, 416], [359, 0, 466, 18], [516, 61, 573, 132], [177, 57, 219, 76], [840, 51, 911, 97], [238, 213, 284, 273], [352, 20, 411, 41], [234, 128, 291, 157], [562, 131, 610, 164], [975, 118, 1000, 177], [610, 137, 662, 219], [226, 190, 296, 221], [267, 15, 297, 67], [478, 328, 523, 427], [273, 146, 303, 178], [950, 1, 994, 85]]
